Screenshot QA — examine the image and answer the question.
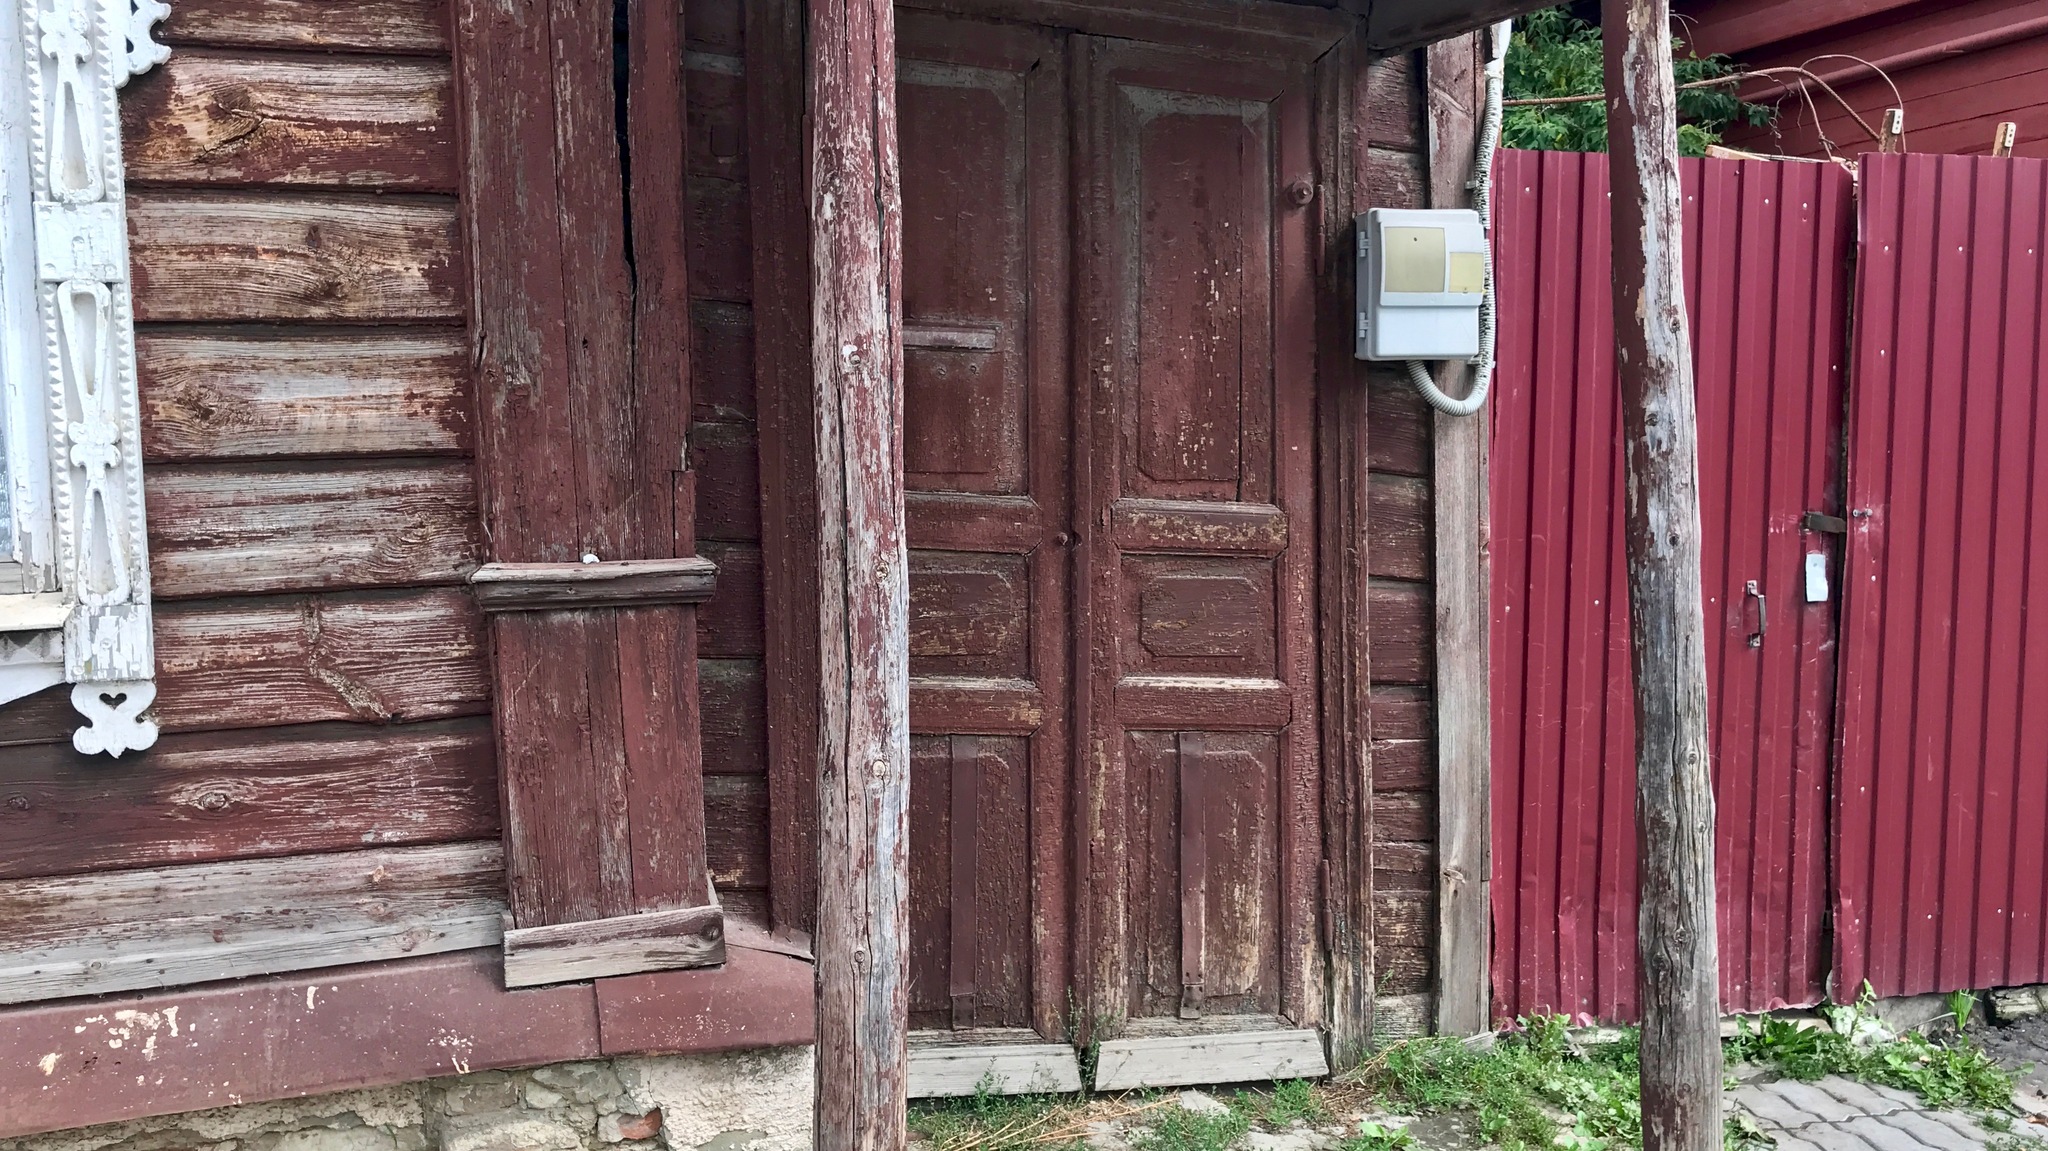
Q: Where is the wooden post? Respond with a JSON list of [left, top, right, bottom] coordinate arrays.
[[1601, 3, 1722, 1150], [808, 0, 910, 1143], [1424, 31, 1493, 1041]]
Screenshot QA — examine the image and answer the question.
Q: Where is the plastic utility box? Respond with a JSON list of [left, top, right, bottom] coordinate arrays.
[[1353, 208, 1486, 361]]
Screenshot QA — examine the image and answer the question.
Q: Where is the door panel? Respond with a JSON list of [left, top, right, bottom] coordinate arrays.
[[897, 14, 1069, 1035], [1077, 37, 1321, 1027]]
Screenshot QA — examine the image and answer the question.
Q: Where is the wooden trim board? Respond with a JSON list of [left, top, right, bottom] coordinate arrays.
[[501, 902, 725, 987], [0, 842, 505, 1004], [469, 558, 718, 611], [907, 1031, 1084, 1098], [1091, 1028, 1329, 1091]]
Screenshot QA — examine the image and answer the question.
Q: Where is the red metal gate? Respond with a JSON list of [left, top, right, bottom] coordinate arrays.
[[1834, 153, 2048, 1000], [1489, 149, 1854, 1021]]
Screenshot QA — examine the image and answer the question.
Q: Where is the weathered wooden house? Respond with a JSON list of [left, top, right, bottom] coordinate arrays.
[[0, 0, 1529, 1139], [1675, 0, 2048, 159]]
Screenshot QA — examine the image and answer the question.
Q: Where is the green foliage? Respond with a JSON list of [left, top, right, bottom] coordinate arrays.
[[1725, 996, 2018, 1112], [1949, 989, 1980, 1030], [1338, 1120, 1416, 1150], [1502, 7, 1773, 157], [1256, 1079, 1328, 1126], [1130, 1103, 1251, 1151], [1361, 1014, 1643, 1150]]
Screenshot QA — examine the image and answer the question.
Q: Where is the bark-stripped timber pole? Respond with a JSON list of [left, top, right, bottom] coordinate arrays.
[[1602, 3, 1722, 1150], [808, 0, 910, 1142]]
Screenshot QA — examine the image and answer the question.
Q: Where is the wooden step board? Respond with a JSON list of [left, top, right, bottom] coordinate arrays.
[[907, 1029, 1084, 1097], [1092, 1026, 1329, 1091]]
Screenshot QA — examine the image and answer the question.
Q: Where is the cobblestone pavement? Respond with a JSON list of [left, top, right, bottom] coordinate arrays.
[[1726, 1074, 2001, 1151]]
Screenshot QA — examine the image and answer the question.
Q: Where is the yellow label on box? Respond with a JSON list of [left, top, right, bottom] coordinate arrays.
[[1383, 226, 1446, 293], [1447, 251, 1486, 294]]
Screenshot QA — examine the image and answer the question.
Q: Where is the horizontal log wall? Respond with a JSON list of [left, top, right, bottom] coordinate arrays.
[[0, 0, 765, 965], [1361, 49, 1441, 1034]]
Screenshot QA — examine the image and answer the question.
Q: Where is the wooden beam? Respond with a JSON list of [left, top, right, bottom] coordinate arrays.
[[1316, 23, 1375, 1072], [1602, 3, 1722, 1149], [501, 902, 725, 987], [807, 0, 911, 1139], [1424, 32, 1492, 1040], [454, 0, 718, 976]]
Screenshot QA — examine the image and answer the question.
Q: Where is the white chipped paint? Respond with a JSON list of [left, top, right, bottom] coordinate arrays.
[[38, 1052, 58, 1075]]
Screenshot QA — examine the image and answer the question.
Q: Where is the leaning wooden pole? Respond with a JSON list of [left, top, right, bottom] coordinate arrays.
[[808, 0, 911, 1142], [1601, 3, 1722, 1150]]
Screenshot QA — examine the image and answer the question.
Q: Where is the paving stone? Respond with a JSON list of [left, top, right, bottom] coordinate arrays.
[[1881, 1109, 1986, 1150], [1845, 1117, 1941, 1151], [1771, 1081, 1867, 1123], [1919, 1109, 1994, 1140], [1729, 1085, 1821, 1129], [1807, 1076, 1915, 1116], [1795, 1126, 1880, 1151], [1770, 1135, 1829, 1151]]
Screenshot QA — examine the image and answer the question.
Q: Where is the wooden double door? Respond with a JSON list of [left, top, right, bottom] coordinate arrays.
[[896, 10, 1325, 1041]]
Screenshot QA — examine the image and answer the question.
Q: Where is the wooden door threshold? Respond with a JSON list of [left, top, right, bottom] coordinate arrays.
[[1092, 1016, 1328, 1090], [908, 1027, 1084, 1097]]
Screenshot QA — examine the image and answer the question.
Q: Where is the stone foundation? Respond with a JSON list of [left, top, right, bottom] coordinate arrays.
[[0, 1050, 814, 1151]]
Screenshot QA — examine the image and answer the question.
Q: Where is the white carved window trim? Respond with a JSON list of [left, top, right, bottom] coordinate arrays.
[[0, 0, 165, 755]]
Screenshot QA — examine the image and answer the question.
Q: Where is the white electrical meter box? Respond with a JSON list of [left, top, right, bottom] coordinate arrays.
[[1354, 208, 1487, 361]]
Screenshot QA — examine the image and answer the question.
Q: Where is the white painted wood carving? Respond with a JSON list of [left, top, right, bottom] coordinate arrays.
[[1, 0, 163, 754]]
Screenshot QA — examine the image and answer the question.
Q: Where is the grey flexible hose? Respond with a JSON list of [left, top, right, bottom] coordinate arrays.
[[1404, 20, 1512, 418]]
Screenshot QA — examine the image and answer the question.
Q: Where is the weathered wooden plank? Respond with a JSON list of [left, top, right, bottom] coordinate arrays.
[[0, 719, 498, 880], [700, 657, 767, 774], [1425, 32, 1491, 1041], [1091, 1029, 1329, 1091], [1374, 992, 1433, 1042], [1368, 472, 1431, 581], [138, 331, 469, 461], [1368, 366, 1433, 477], [122, 52, 455, 189], [705, 771, 769, 889], [1365, 145, 1426, 210], [129, 193, 462, 322], [148, 462, 480, 596], [160, 0, 450, 54], [1368, 579, 1434, 684], [1364, 51, 1424, 153], [0, 842, 506, 1004], [906, 1035, 1083, 1098], [502, 903, 724, 987], [470, 558, 717, 611], [697, 541, 765, 656], [1375, 791, 1435, 842], [1370, 685, 1434, 791], [1374, 888, 1434, 951]]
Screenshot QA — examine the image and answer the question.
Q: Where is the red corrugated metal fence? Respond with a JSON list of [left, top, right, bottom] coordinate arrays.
[[1489, 149, 1854, 1021], [1835, 153, 2048, 1000]]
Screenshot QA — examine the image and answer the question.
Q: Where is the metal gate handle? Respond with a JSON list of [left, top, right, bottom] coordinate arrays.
[[1746, 579, 1766, 647]]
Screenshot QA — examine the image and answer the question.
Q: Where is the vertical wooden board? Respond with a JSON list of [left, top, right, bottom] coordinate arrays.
[[744, 0, 821, 938], [492, 611, 603, 926], [615, 607, 712, 910], [1424, 32, 1487, 1039], [907, 736, 954, 1029]]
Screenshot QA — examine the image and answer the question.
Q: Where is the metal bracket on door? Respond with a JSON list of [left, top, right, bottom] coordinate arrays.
[[1745, 580, 1767, 648]]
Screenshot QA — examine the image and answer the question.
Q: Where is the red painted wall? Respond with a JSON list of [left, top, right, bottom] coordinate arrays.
[[1676, 0, 2048, 160]]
